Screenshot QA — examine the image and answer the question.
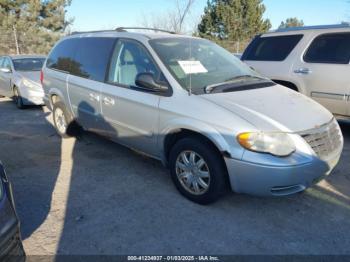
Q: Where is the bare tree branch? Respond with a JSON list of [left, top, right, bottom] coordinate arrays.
[[140, 0, 196, 33]]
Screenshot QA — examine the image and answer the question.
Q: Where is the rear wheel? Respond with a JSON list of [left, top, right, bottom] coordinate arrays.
[[52, 100, 80, 138], [169, 137, 228, 205], [13, 87, 25, 109]]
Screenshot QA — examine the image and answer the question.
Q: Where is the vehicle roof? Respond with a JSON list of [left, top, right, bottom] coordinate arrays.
[[262, 24, 350, 37], [8, 55, 46, 60], [65, 30, 199, 41]]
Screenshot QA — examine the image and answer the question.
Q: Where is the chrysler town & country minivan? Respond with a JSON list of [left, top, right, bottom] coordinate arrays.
[[42, 28, 343, 204]]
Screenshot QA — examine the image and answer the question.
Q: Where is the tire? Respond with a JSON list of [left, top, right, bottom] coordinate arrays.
[[13, 87, 25, 109], [52, 100, 80, 138], [169, 137, 228, 205]]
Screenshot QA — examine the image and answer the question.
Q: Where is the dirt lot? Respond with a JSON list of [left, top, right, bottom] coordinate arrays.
[[0, 97, 349, 255]]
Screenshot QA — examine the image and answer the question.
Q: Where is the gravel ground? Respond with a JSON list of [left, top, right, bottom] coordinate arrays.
[[0, 97, 349, 256]]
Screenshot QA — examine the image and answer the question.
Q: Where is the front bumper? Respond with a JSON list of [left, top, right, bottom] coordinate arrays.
[[224, 152, 341, 196], [19, 87, 44, 106]]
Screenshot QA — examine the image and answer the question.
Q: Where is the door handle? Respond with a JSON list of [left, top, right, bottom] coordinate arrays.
[[89, 93, 100, 101], [103, 97, 115, 106], [294, 68, 312, 75]]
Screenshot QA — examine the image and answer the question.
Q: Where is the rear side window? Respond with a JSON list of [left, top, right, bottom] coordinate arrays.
[[73, 38, 116, 82], [2, 58, 12, 70], [47, 37, 116, 82], [242, 34, 303, 61], [304, 33, 350, 64], [47, 39, 77, 72]]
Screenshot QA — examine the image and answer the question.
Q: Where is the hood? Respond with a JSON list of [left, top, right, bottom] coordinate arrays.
[[17, 71, 41, 85], [201, 84, 333, 133]]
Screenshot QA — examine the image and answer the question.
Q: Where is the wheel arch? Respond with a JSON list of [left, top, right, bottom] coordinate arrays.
[[162, 128, 233, 191], [272, 79, 299, 92], [161, 123, 232, 166], [48, 89, 66, 108]]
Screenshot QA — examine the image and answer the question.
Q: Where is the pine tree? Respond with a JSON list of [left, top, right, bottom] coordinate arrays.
[[279, 17, 304, 29], [197, 0, 271, 51], [0, 0, 72, 54]]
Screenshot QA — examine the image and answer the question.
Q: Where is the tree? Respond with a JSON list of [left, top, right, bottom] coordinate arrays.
[[279, 17, 304, 29], [197, 0, 271, 50], [141, 0, 196, 33], [0, 0, 72, 54]]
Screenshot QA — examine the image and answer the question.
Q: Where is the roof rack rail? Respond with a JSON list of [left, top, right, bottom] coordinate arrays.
[[115, 27, 176, 34], [70, 30, 117, 35], [273, 23, 350, 33]]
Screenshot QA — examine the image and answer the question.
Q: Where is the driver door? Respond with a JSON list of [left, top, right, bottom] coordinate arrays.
[[100, 39, 163, 157]]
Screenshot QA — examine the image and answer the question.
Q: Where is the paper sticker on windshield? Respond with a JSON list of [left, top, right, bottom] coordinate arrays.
[[178, 61, 208, 74]]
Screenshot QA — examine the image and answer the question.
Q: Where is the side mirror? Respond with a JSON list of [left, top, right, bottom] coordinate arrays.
[[135, 73, 168, 92], [0, 68, 11, 73]]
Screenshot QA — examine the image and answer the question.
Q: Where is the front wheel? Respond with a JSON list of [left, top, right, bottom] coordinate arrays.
[[169, 137, 228, 205], [13, 87, 25, 109]]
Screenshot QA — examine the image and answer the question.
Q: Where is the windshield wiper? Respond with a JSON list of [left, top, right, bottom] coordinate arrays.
[[204, 75, 268, 94], [225, 75, 268, 82]]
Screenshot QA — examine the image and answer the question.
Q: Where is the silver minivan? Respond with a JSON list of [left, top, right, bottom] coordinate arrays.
[[42, 28, 343, 204]]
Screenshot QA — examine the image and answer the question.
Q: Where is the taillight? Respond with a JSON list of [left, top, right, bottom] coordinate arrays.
[[40, 70, 44, 85]]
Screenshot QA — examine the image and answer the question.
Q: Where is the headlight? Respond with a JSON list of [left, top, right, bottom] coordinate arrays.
[[237, 132, 296, 157], [23, 78, 38, 89]]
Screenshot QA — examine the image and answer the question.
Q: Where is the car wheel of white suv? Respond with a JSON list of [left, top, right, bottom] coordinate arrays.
[[169, 137, 228, 204]]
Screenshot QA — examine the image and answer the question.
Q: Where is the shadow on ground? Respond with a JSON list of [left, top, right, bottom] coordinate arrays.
[[0, 98, 349, 255]]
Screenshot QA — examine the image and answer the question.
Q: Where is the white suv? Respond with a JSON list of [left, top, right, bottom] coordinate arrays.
[[242, 24, 350, 118]]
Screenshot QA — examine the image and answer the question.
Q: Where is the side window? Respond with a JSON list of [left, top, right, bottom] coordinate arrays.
[[304, 33, 350, 64], [242, 34, 303, 61], [107, 39, 161, 86], [0, 57, 4, 67], [47, 39, 77, 72], [73, 37, 116, 82], [2, 58, 12, 70]]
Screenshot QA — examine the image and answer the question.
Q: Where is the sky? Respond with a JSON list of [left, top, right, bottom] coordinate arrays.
[[66, 0, 349, 32]]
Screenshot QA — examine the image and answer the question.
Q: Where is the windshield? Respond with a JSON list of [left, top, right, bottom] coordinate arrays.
[[13, 58, 45, 71], [149, 37, 270, 94]]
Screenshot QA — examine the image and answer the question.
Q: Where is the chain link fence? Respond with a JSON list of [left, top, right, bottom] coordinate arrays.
[[0, 27, 249, 56], [218, 39, 251, 54]]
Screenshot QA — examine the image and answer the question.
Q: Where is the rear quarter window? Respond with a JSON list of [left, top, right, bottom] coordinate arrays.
[[46, 39, 77, 72], [304, 33, 350, 64], [242, 34, 303, 61], [47, 37, 116, 82]]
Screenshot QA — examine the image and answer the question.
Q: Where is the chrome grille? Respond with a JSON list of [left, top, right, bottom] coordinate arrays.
[[300, 119, 342, 161]]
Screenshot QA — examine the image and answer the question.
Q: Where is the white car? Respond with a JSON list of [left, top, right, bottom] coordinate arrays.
[[241, 24, 350, 118], [0, 55, 46, 109]]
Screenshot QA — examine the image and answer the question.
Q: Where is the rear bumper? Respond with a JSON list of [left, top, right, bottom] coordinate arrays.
[[224, 152, 341, 196]]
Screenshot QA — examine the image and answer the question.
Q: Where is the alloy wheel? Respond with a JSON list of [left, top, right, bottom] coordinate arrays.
[[54, 107, 67, 134], [175, 151, 211, 195]]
